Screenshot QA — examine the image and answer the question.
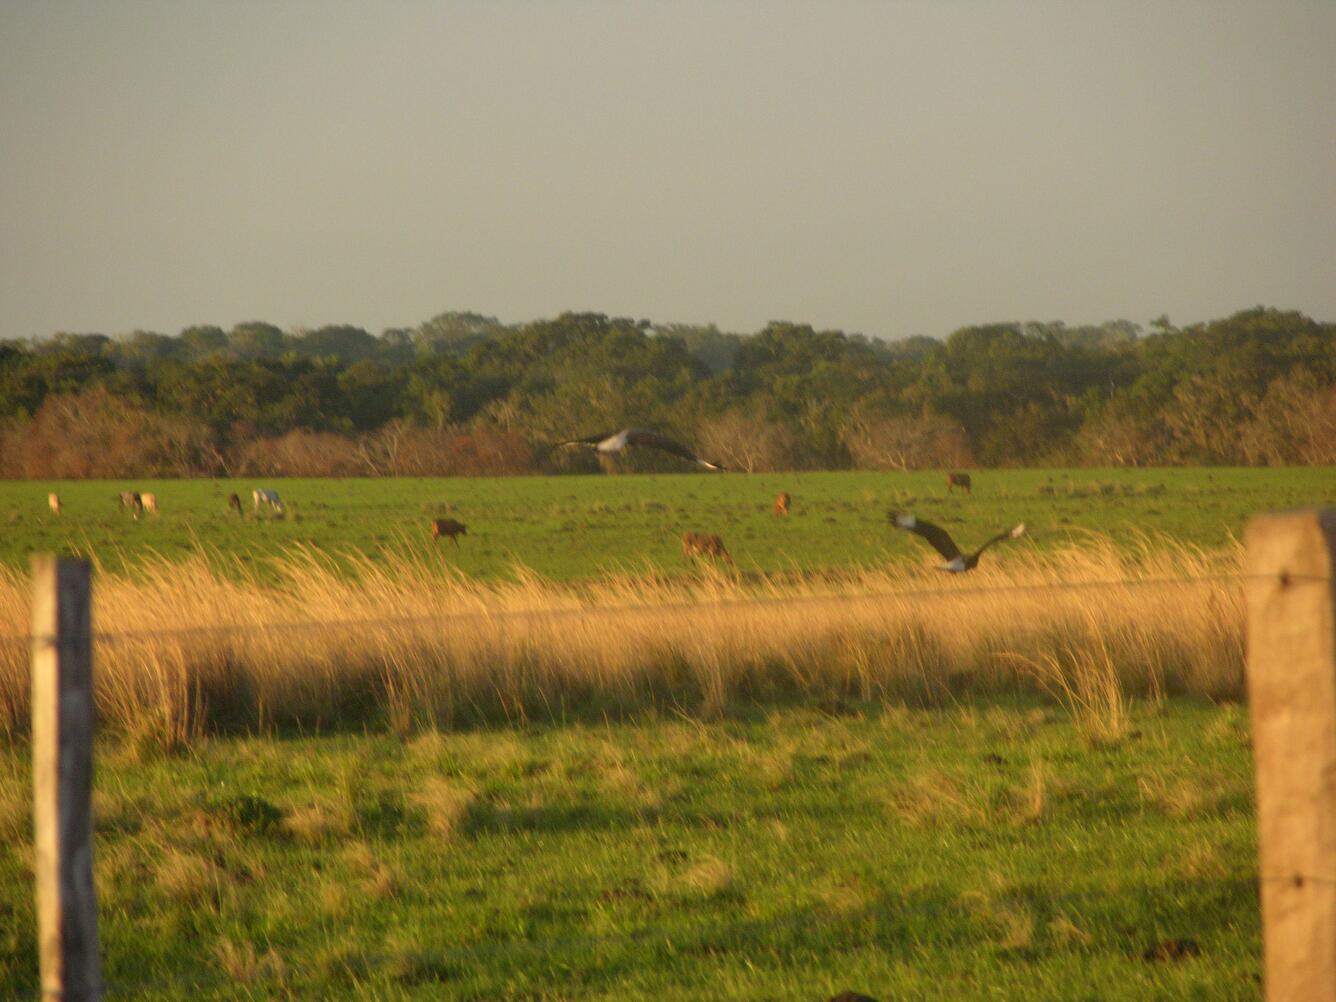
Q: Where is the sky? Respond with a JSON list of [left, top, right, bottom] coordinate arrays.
[[1, 2, 1332, 343]]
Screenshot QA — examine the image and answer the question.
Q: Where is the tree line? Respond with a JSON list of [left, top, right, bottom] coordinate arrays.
[[1, 306, 1333, 478]]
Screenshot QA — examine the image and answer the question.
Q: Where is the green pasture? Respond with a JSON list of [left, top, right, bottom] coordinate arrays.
[[2, 468, 1333, 581], [0, 700, 1259, 1000]]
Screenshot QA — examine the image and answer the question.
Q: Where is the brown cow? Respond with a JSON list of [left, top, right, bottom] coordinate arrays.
[[431, 518, 468, 545], [227, 493, 243, 516], [118, 491, 143, 518], [946, 472, 972, 495], [774, 492, 791, 518], [48, 493, 62, 516], [682, 531, 733, 565], [141, 492, 158, 515]]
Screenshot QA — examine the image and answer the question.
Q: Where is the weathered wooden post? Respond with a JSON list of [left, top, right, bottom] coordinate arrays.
[[31, 555, 102, 1001], [1246, 509, 1336, 1002]]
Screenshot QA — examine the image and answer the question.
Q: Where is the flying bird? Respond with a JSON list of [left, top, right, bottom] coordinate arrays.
[[559, 427, 725, 470], [891, 512, 1026, 573]]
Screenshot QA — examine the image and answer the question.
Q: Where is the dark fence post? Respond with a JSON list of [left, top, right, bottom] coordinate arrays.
[[31, 555, 102, 1001]]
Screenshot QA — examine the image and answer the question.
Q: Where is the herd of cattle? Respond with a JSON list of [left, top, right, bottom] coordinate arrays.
[[41, 472, 987, 569], [46, 488, 286, 520]]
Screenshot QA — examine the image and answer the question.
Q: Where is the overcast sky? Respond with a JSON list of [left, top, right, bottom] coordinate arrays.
[[1, 2, 1332, 342]]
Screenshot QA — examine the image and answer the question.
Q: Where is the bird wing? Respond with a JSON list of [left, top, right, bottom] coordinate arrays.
[[557, 430, 619, 448], [892, 513, 962, 561], [971, 523, 1027, 559], [624, 429, 724, 469]]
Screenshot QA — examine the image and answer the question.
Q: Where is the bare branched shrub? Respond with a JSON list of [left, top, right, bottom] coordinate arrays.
[[841, 407, 973, 471], [694, 410, 795, 473], [228, 424, 538, 477], [229, 430, 364, 477], [1239, 372, 1336, 465], [2, 387, 220, 477], [1072, 403, 1166, 467], [1161, 374, 1253, 464], [356, 421, 536, 476]]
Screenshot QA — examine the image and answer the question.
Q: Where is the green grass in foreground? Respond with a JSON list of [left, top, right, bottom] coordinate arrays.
[[1, 467, 1333, 581], [0, 699, 1259, 1000]]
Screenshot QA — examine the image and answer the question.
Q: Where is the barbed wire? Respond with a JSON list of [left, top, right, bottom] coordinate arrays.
[[0, 569, 1328, 648], [1261, 872, 1336, 886], [5, 565, 1314, 996]]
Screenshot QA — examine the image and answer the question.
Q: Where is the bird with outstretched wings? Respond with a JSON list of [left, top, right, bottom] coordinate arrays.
[[891, 512, 1025, 572], [559, 427, 725, 470]]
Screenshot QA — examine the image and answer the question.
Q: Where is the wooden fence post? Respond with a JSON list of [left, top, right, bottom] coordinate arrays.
[[1246, 509, 1336, 1002], [31, 555, 102, 1002]]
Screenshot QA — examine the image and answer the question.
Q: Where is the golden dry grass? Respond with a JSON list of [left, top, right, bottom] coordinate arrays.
[[0, 536, 1244, 745], [672, 856, 735, 898], [154, 846, 226, 907], [960, 887, 1037, 951], [282, 798, 352, 845], [214, 938, 287, 987], [411, 778, 478, 840]]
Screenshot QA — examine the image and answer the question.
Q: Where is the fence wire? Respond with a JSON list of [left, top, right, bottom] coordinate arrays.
[[5, 564, 1326, 998], [1, 568, 1327, 649]]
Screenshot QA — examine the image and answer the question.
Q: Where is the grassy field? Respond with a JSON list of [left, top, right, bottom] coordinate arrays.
[[2, 467, 1333, 581], [2, 468, 1307, 998], [0, 700, 1260, 1000]]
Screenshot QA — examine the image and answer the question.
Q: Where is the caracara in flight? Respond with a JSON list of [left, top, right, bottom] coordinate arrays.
[[891, 512, 1026, 573], [559, 428, 725, 471]]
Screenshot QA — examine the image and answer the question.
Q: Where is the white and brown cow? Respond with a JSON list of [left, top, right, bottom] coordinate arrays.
[[252, 488, 284, 514]]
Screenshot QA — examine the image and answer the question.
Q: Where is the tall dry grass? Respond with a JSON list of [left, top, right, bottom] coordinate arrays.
[[0, 537, 1244, 748]]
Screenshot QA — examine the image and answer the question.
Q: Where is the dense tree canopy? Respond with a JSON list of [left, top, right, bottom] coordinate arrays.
[[2, 306, 1333, 477]]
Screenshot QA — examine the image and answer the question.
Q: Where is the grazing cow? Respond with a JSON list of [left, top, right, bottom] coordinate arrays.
[[774, 492, 791, 518], [946, 472, 972, 495], [682, 531, 733, 565], [227, 493, 243, 516], [48, 493, 62, 516], [431, 518, 468, 545], [141, 492, 158, 515], [118, 492, 143, 518], [252, 488, 284, 514]]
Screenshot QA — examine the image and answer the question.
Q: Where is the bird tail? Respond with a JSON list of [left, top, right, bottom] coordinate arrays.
[[1009, 523, 1026, 538]]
